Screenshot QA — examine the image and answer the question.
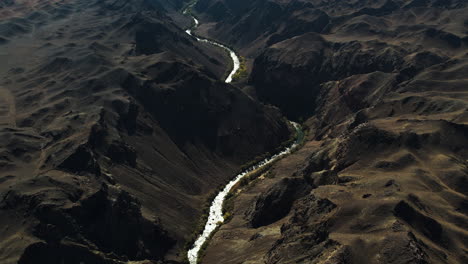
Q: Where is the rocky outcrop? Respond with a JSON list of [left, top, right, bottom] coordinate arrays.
[[394, 201, 444, 244], [266, 195, 337, 264], [58, 145, 101, 175], [3, 178, 174, 264], [246, 177, 312, 228], [249, 35, 410, 119]]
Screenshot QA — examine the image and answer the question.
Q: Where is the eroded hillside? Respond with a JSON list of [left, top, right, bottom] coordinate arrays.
[[190, 0, 468, 263], [0, 0, 291, 263]]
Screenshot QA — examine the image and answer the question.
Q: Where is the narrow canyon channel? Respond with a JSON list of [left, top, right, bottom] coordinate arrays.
[[182, 4, 304, 263], [182, 3, 240, 83], [187, 122, 302, 264]]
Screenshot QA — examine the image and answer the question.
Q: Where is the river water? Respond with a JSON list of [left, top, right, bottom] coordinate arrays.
[[183, 8, 240, 83], [186, 123, 301, 264], [182, 5, 301, 264]]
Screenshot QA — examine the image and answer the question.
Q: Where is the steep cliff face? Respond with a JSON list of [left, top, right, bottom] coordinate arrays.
[[194, 0, 467, 119], [249, 33, 453, 119], [0, 0, 291, 263], [195, 0, 467, 51], [194, 0, 330, 54]]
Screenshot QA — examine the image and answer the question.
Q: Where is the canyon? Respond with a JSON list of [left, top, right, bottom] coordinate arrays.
[[0, 0, 467, 264]]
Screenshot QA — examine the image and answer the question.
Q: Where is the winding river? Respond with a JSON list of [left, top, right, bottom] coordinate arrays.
[[182, 4, 302, 264], [182, 4, 240, 83], [185, 121, 302, 264]]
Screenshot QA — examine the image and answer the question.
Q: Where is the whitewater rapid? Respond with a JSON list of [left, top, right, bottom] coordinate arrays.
[[186, 122, 301, 264], [182, 5, 300, 264]]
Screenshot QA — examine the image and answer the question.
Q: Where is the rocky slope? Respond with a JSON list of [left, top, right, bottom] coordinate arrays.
[[1, 0, 467, 263], [195, 0, 467, 118], [0, 0, 291, 263], [191, 0, 468, 263]]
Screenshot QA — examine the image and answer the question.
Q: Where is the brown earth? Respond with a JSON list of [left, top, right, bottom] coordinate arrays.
[[1, 0, 467, 263], [0, 0, 291, 263], [191, 0, 468, 263]]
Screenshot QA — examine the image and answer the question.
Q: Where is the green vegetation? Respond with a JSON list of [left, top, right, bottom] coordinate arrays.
[[242, 163, 274, 189], [292, 123, 308, 153], [231, 56, 249, 82], [222, 49, 234, 81], [183, 185, 223, 252], [196, 224, 221, 263], [238, 120, 303, 173], [238, 151, 271, 173], [265, 170, 276, 179], [221, 191, 236, 221], [181, 185, 225, 263], [222, 122, 306, 216]]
